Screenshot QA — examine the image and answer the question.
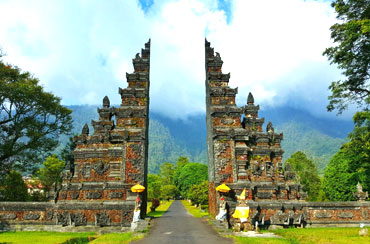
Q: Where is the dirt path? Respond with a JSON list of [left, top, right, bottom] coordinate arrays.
[[132, 200, 233, 244]]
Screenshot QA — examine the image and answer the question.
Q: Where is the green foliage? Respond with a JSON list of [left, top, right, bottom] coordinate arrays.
[[160, 184, 177, 200], [0, 58, 72, 176], [176, 162, 208, 197], [37, 155, 65, 193], [159, 162, 175, 185], [173, 156, 190, 188], [0, 170, 29, 201], [323, 111, 370, 201], [322, 149, 356, 201], [323, 0, 370, 113], [147, 174, 162, 200], [187, 180, 208, 206], [286, 151, 321, 201]]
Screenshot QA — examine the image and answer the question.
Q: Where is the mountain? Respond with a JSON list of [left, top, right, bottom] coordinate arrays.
[[59, 105, 353, 174]]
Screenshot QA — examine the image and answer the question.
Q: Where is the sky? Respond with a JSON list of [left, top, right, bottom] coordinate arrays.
[[0, 0, 353, 120]]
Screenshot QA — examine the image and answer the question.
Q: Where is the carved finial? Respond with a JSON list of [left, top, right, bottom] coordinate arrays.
[[135, 53, 141, 61], [247, 92, 254, 104], [215, 52, 221, 61], [82, 123, 89, 136], [103, 96, 110, 108], [267, 122, 274, 133], [357, 182, 363, 193]]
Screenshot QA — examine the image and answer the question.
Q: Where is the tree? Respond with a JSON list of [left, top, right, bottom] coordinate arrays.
[[173, 156, 190, 188], [322, 112, 370, 201], [160, 184, 177, 200], [0, 59, 72, 176], [323, 0, 370, 113], [176, 162, 208, 197], [147, 174, 162, 200], [187, 180, 208, 206], [322, 148, 356, 201], [0, 171, 29, 201], [286, 151, 322, 201], [159, 162, 175, 185], [37, 155, 65, 195]]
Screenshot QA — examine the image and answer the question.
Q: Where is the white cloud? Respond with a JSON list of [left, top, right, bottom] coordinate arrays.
[[0, 0, 349, 119]]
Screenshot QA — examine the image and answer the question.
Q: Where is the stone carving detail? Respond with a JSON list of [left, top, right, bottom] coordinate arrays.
[[47, 210, 54, 220], [337, 212, 353, 218], [353, 182, 368, 201], [121, 211, 133, 227], [93, 161, 110, 175], [256, 191, 272, 199], [60, 192, 67, 200], [130, 144, 142, 155], [70, 192, 79, 199], [270, 210, 294, 225], [81, 123, 89, 135], [95, 212, 110, 227], [23, 213, 41, 220], [57, 212, 70, 226], [314, 211, 332, 218], [86, 192, 102, 199], [109, 192, 123, 199], [71, 213, 87, 226], [0, 213, 17, 220], [293, 213, 303, 225], [81, 163, 91, 178]]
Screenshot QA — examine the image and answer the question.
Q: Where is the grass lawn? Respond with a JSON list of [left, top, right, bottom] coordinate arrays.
[[231, 227, 370, 244], [89, 232, 144, 244], [147, 200, 173, 218], [181, 200, 208, 218], [0, 231, 95, 244]]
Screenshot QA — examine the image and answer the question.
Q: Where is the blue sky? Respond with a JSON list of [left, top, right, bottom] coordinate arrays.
[[0, 0, 352, 120]]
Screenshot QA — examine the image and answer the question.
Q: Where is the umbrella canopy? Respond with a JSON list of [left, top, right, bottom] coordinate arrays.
[[216, 183, 231, 193], [131, 183, 145, 193]]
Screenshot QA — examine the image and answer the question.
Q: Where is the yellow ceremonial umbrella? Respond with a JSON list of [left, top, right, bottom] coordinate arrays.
[[131, 183, 145, 193], [216, 183, 231, 193]]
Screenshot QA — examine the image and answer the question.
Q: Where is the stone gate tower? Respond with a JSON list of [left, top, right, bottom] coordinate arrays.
[[57, 40, 150, 226], [205, 39, 305, 217]]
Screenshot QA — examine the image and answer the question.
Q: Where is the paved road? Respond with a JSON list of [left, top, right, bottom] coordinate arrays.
[[132, 200, 233, 244]]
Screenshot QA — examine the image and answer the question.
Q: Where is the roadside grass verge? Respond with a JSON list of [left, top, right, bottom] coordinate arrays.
[[272, 227, 370, 244], [0, 231, 95, 244], [89, 232, 144, 244], [147, 200, 173, 218], [181, 200, 208, 218], [231, 227, 370, 244], [231, 236, 290, 244]]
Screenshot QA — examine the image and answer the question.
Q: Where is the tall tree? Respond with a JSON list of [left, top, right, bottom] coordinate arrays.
[[159, 162, 175, 185], [322, 112, 370, 200], [0, 170, 29, 201], [0, 59, 72, 176], [37, 155, 65, 195], [286, 151, 321, 201], [176, 162, 208, 198], [323, 0, 370, 113]]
